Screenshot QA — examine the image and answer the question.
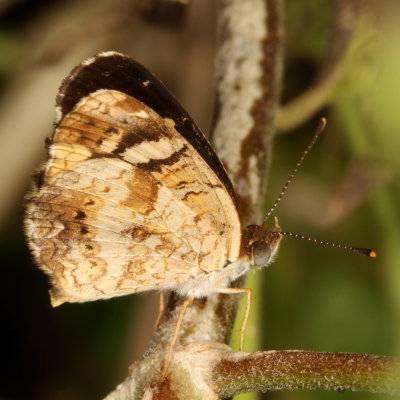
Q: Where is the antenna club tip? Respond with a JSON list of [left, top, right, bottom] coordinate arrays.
[[356, 248, 377, 258], [320, 117, 327, 128]]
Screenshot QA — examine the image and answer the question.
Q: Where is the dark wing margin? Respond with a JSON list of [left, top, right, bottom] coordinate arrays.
[[56, 51, 237, 205]]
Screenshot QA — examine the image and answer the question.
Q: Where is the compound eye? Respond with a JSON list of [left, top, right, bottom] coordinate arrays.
[[251, 241, 271, 267]]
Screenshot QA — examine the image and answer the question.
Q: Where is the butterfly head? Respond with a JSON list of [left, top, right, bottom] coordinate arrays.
[[242, 217, 282, 268]]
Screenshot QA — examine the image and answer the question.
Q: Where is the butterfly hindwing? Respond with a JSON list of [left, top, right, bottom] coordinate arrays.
[[25, 52, 242, 305]]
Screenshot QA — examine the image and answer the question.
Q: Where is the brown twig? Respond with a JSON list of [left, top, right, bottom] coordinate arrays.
[[104, 0, 283, 398]]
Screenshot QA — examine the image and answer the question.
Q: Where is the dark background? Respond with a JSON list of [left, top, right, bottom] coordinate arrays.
[[0, 1, 398, 399]]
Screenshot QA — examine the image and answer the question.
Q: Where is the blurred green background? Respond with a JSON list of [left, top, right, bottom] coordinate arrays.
[[0, 1, 398, 399]]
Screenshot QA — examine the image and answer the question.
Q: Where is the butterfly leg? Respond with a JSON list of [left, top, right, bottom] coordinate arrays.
[[154, 292, 165, 330], [217, 287, 252, 351], [161, 295, 194, 377]]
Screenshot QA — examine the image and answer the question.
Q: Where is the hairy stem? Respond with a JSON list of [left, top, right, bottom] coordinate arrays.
[[213, 351, 400, 397]]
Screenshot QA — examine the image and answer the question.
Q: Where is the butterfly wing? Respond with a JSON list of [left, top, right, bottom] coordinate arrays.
[[25, 53, 241, 305]]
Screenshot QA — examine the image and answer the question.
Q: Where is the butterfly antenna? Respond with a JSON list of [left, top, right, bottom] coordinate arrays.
[[269, 231, 377, 258], [263, 118, 327, 224], [268, 232, 378, 258]]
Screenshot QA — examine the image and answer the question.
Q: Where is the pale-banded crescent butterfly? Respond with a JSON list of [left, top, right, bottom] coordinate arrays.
[[24, 52, 375, 355]]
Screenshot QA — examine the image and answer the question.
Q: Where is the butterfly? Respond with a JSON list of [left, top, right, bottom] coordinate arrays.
[[24, 51, 284, 314]]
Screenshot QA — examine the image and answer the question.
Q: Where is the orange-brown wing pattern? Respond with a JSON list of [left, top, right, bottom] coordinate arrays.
[[25, 53, 241, 306]]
